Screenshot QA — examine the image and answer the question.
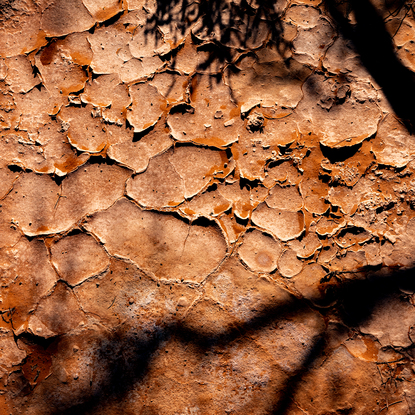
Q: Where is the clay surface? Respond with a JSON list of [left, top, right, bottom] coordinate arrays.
[[2, 0, 415, 413]]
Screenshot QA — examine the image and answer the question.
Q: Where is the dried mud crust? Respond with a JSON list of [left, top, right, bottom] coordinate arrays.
[[2, 0, 415, 414]]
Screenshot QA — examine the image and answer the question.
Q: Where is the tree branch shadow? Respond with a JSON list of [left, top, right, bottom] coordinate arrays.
[[325, 0, 415, 131], [36, 263, 415, 414]]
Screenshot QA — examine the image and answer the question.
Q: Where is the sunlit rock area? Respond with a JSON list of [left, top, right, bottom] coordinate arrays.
[[2, 0, 415, 413]]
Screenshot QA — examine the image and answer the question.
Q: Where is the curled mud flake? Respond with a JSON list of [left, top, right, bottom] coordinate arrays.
[[315, 216, 346, 237], [149, 72, 187, 104], [82, 0, 122, 21], [0, 329, 26, 368], [288, 231, 322, 258], [285, 5, 320, 28], [238, 229, 282, 273], [108, 125, 172, 173], [26, 315, 56, 339], [300, 178, 329, 215], [260, 116, 301, 148], [126, 150, 185, 208], [156, 2, 194, 51], [14, 88, 62, 133], [85, 198, 227, 282], [231, 140, 269, 181], [264, 160, 302, 188], [127, 83, 166, 133], [278, 249, 303, 278], [266, 184, 303, 212], [41, 0, 95, 37], [36, 45, 88, 97], [34, 124, 90, 175], [57, 32, 93, 66], [292, 17, 334, 67], [317, 240, 338, 264], [328, 185, 361, 216], [88, 24, 132, 74], [360, 295, 415, 348], [217, 181, 255, 220], [217, 214, 246, 244], [251, 184, 269, 206], [33, 282, 84, 337], [13, 123, 89, 176], [372, 114, 415, 168], [320, 143, 375, 188], [81, 74, 128, 109], [179, 188, 231, 219], [172, 36, 198, 74], [117, 44, 133, 62], [4, 56, 40, 94], [0, 238, 57, 334], [335, 227, 372, 249], [0, 160, 19, 200], [102, 86, 133, 125], [225, 50, 311, 109], [59, 105, 108, 153], [129, 25, 168, 59], [205, 258, 293, 327], [0, 132, 45, 173], [252, 308, 325, 375], [76, 259, 200, 328], [0, 0, 46, 57], [167, 74, 240, 147], [169, 146, 230, 198], [51, 233, 110, 286], [117, 9, 149, 31], [119, 56, 163, 83], [297, 74, 381, 148], [252, 202, 305, 241]]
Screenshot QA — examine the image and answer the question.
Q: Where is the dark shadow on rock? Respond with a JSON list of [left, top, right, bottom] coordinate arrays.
[[33, 262, 415, 414], [325, 0, 415, 131], [143, 0, 290, 73]]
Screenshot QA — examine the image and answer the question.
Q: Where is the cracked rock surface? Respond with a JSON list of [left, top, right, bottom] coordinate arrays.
[[2, 0, 415, 413]]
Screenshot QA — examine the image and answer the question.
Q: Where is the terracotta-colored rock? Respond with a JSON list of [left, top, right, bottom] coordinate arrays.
[[85, 198, 227, 282], [238, 229, 282, 273], [3, 0, 415, 412], [252, 202, 305, 241]]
